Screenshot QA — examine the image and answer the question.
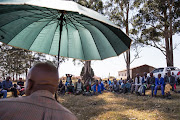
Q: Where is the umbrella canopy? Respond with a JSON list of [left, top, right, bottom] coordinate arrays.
[[0, 0, 131, 61]]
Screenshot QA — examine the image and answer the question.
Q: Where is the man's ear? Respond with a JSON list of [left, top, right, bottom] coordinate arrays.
[[26, 79, 34, 90]]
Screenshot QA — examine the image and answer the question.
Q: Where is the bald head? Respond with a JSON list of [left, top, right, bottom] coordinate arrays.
[[25, 62, 59, 96]]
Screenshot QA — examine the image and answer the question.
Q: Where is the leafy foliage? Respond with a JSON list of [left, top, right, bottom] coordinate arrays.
[[131, 0, 180, 66], [0, 43, 65, 80]]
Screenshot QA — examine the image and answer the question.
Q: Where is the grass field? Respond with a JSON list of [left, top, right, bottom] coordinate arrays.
[[58, 86, 180, 120], [7, 82, 180, 120]]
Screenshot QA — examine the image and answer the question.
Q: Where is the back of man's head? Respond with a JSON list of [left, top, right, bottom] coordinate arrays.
[[25, 62, 59, 96]]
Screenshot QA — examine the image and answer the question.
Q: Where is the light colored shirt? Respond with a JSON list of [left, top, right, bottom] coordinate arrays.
[[0, 90, 77, 120], [135, 77, 142, 85], [168, 77, 171, 83], [77, 82, 82, 91]]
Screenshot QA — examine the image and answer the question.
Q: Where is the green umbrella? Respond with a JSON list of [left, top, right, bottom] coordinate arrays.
[[0, 0, 131, 66]]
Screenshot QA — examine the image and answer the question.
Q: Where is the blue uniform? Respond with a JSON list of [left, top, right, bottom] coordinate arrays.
[[93, 84, 101, 94], [154, 77, 164, 95]]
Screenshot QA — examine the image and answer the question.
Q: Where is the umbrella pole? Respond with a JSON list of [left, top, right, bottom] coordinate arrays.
[[55, 12, 64, 102], [57, 12, 64, 68]]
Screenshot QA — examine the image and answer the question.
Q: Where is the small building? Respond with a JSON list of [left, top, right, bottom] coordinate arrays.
[[118, 64, 155, 79]]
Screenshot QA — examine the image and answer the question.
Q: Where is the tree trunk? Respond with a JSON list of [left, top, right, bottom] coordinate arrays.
[[12, 72, 14, 81], [25, 69, 28, 77], [82, 61, 91, 82], [126, 2, 130, 79], [164, 9, 172, 67], [169, 0, 174, 66], [16, 73, 18, 81]]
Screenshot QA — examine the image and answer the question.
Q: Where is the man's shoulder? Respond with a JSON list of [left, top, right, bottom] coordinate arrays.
[[0, 96, 26, 103], [0, 97, 77, 120]]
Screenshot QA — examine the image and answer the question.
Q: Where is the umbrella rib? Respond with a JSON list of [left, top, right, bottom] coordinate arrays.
[[67, 15, 102, 59], [6, 19, 52, 45], [71, 14, 97, 22], [27, 5, 55, 16], [48, 22, 59, 54], [88, 30, 102, 60], [64, 19, 70, 57], [24, 10, 51, 17], [0, 11, 56, 28], [65, 16, 78, 30], [44, 7, 58, 16], [27, 20, 53, 50], [78, 20, 118, 55], [65, 15, 85, 60], [65, 15, 88, 29], [74, 21, 102, 59]]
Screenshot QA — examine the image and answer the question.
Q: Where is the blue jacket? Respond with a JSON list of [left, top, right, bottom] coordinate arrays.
[[2, 80, 12, 89], [100, 83, 105, 91], [108, 80, 111, 85], [0, 82, 2, 89], [155, 77, 164, 86], [93, 84, 101, 93]]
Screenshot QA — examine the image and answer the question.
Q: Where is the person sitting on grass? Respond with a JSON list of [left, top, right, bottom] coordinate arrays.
[[154, 74, 165, 97], [58, 80, 65, 95], [121, 80, 131, 94], [112, 80, 119, 93], [0, 62, 77, 120], [104, 80, 109, 91], [131, 74, 142, 95], [67, 80, 74, 94], [108, 79, 111, 85], [0, 80, 7, 98], [2, 76, 18, 97], [74, 79, 84, 95], [17, 78, 24, 88], [83, 81, 92, 96], [93, 80, 101, 95], [99, 79, 105, 92]]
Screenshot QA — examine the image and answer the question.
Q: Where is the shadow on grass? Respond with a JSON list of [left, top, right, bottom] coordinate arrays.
[[57, 87, 180, 120], [58, 94, 109, 120], [112, 89, 180, 120]]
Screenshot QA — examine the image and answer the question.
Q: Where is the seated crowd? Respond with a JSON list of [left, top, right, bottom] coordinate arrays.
[[57, 71, 178, 99], [0, 77, 25, 98], [131, 71, 177, 98], [0, 71, 178, 99], [57, 77, 132, 96]]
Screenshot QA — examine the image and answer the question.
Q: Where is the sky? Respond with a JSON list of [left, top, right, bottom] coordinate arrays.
[[59, 34, 180, 78]]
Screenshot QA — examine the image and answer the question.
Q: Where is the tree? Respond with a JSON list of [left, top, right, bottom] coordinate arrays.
[[74, 0, 104, 82], [105, 0, 140, 79], [0, 42, 65, 80], [132, 0, 180, 66]]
